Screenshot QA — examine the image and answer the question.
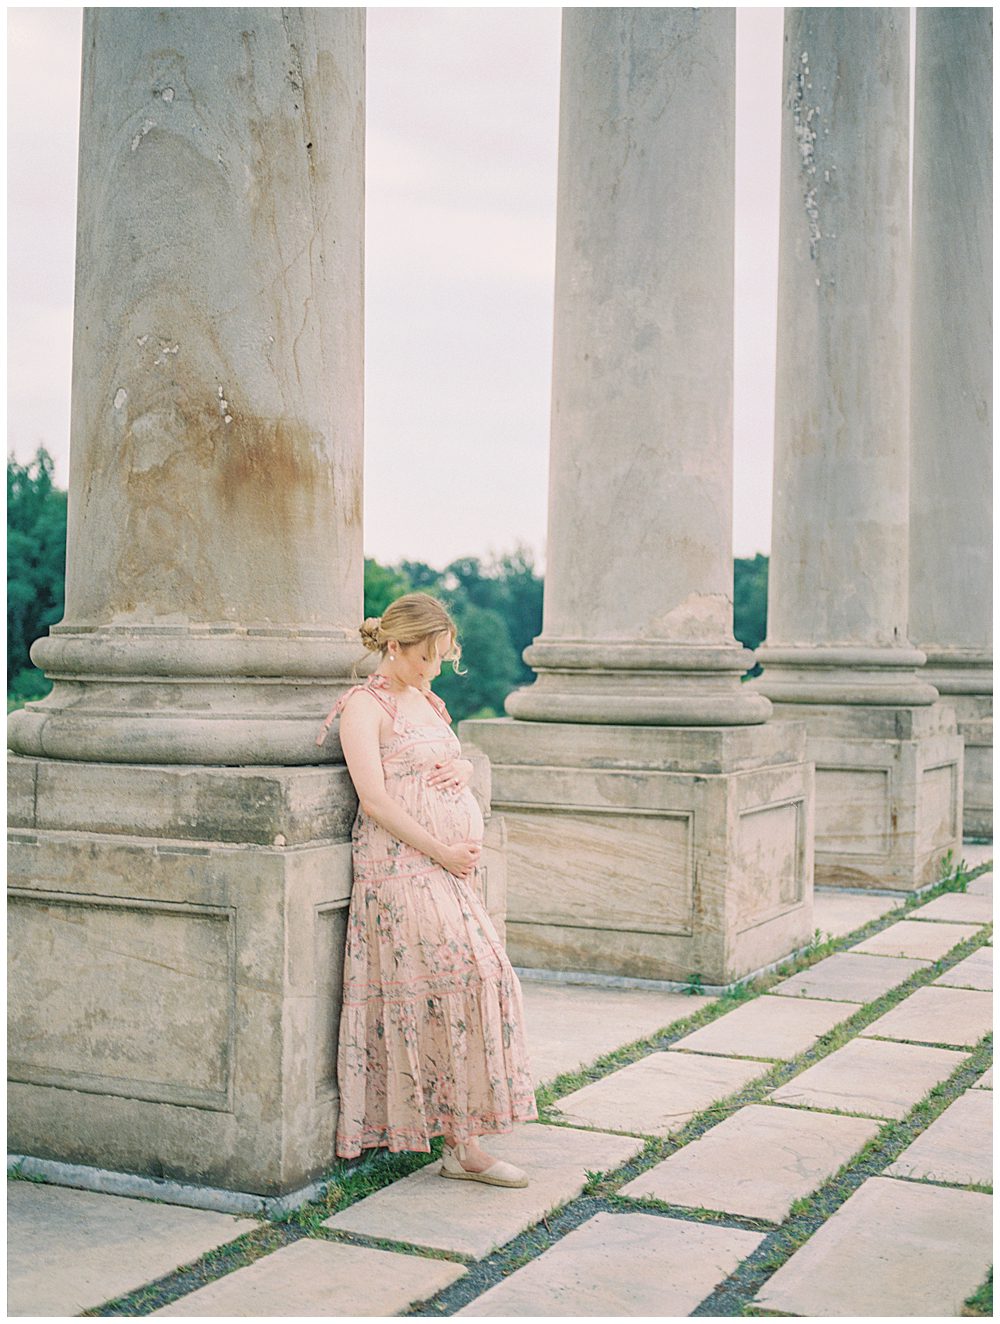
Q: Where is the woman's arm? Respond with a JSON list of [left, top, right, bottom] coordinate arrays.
[[337, 692, 449, 864]]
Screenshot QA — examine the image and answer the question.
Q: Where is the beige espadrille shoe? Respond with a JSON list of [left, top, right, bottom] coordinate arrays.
[[439, 1141, 528, 1188]]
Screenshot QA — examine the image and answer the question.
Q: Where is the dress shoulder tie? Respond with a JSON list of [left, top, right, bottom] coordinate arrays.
[[314, 673, 406, 746]]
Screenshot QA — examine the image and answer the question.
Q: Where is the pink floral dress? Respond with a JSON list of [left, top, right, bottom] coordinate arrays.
[[317, 671, 538, 1158]]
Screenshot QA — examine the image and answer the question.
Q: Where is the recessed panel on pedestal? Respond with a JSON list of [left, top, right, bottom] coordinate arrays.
[[733, 798, 805, 932], [8, 891, 234, 1109], [314, 901, 349, 1103], [917, 763, 959, 856], [814, 766, 891, 858], [504, 807, 693, 936]]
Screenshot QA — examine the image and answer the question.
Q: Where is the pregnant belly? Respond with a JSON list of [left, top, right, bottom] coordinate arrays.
[[425, 784, 485, 846]]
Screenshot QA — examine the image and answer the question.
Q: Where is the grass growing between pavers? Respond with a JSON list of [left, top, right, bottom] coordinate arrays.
[[963, 1266, 993, 1317], [399, 866, 992, 1316], [19, 852, 988, 1318]]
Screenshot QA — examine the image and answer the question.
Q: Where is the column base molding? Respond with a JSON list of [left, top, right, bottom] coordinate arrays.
[[8, 625, 374, 765], [506, 638, 772, 725], [459, 717, 814, 985]]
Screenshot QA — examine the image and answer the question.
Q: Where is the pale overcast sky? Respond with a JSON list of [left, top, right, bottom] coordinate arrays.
[[8, 6, 790, 569]]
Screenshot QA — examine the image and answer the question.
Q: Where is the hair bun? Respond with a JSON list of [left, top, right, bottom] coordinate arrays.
[[359, 616, 383, 652]]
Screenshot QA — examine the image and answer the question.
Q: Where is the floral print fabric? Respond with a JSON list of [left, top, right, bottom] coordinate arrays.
[[321, 672, 538, 1157]]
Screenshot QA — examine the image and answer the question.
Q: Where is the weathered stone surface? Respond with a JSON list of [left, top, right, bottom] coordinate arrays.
[[770, 951, 929, 1003], [812, 889, 906, 940], [323, 1124, 643, 1259], [673, 995, 860, 1061], [967, 870, 993, 896], [909, 10, 992, 841], [7, 1181, 256, 1317], [456, 1211, 764, 1316], [152, 1235, 465, 1316], [550, 1051, 773, 1137], [851, 918, 981, 961], [933, 947, 992, 990], [768, 1038, 967, 1119], [618, 1104, 879, 1221], [860, 986, 992, 1048], [909, 891, 992, 925], [752, 1177, 993, 1317], [973, 1066, 992, 1088], [884, 1089, 992, 1186], [518, 980, 714, 1085]]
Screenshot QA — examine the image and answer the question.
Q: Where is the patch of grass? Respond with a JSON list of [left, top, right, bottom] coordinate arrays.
[[963, 1266, 993, 1316]]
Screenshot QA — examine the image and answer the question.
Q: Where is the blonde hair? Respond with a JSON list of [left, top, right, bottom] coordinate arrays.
[[351, 592, 466, 681]]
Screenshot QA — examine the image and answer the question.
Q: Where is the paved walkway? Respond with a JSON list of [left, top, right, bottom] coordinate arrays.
[[8, 844, 993, 1317]]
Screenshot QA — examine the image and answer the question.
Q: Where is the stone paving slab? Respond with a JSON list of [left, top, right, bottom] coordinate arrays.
[[519, 980, 714, 1085], [151, 1233, 465, 1316], [860, 985, 992, 1049], [456, 1210, 765, 1316], [967, 870, 992, 896], [550, 1050, 773, 1137], [973, 1066, 992, 1088], [933, 946, 992, 990], [671, 995, 861, 1061], [769, 951, 929, 1003], [768, 1037, 968, 1119], [883, 1088, 992, 1187], [752, 1176, 993, 1317], [812, 889, 906, 939], [961, 844, 993, 869], [618, 1104, 879, 1222], [323, 1124, 643, 1259], [909, 891, 992, 925], [6, 1180, 257, 1317], [851, 918, 981, 962]]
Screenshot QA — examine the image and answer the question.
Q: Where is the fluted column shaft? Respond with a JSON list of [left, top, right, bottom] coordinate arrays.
[[8, 7, 365, 764], [758, 7, 936, 706], [507, 7, 769, 726]]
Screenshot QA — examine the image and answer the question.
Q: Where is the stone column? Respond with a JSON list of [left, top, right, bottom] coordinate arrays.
[[909, 8, 992, 839], [463, 9, 814, 987], [7, 7, 365, 767], [8, 8, 369, 1200], [754, 9, 964, 888], [506, 9, 768, 728]]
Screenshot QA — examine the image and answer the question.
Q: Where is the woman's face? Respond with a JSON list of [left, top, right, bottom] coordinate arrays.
[[398, 632, 448, 687]]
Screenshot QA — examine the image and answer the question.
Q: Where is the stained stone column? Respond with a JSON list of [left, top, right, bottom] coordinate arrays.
[[7, 7, 365, 767], [909, 8, 992, 839], [462, 9, 814, 987], [754, 9, 964, 888], [7, 8, 373, 1201]]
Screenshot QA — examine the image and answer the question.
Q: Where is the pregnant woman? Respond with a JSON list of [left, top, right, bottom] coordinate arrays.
[[316, 592, 538, 1186]]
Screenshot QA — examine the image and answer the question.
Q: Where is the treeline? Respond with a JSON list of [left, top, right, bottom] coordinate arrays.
[[7, 446, 768, 721]]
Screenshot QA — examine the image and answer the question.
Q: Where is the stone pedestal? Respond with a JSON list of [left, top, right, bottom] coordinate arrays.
[[909, 9, 993, 839], [760, 705, 964, 890], [461, 719, 813, 988], [7, 754, 506, 1193], [754, 9, 964, 885], [6, 9, 378, 1200]]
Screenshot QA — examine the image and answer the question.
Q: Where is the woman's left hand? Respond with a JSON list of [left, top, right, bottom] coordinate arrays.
[[426, 757, 473, 791]]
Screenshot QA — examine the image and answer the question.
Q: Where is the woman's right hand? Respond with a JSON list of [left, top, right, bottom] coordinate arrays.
[[435, 839, 483, 879]]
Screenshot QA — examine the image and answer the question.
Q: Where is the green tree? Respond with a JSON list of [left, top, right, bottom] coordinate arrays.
[[734, 553, 768, 673], [435, 603, 522, 721], [8, 447, 67, 705], [363, 558, 411, 616]]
